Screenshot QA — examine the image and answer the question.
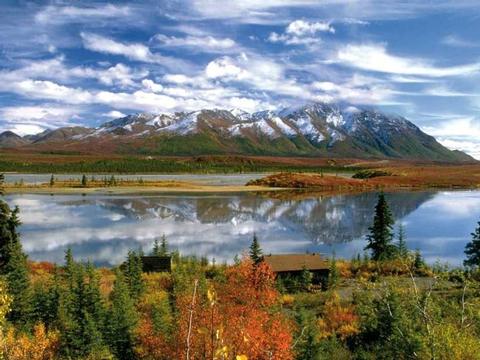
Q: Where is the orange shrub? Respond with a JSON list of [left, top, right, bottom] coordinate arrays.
[[317, 292, 359, 340]]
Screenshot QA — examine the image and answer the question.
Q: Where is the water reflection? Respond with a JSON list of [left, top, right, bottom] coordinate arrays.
[[6, 190, 480, 266]]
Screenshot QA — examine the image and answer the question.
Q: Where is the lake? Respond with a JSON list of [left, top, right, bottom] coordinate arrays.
[[5, 190, 480, 267]]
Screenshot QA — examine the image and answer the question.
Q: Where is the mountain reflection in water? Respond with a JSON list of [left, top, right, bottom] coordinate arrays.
[[6, 190, 480, 266]]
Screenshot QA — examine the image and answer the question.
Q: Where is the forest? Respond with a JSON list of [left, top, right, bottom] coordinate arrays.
[[1, 174, 480, 359]]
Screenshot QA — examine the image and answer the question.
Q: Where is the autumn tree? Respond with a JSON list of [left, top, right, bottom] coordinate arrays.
[[107, 269, 139, 360], [365, 193, 396, 261], [3, 323, 59, 360], [249, 233, 263, 265], [465, 221, 480, 268]]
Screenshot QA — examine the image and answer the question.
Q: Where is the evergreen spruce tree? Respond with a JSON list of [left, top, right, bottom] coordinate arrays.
[[413, 249, 425, 270], [249, 233, 263, 265], [464, 221, 480, 267], [365, 193, 396, 261], [396, 224, 409, 259], [152, 234, 168, 256], [59, 250, 108, 358], [160, 234, 168, 256], [81, 174, 87, 187], [0, 173, 4, 195], [299, 265, 313, 292], [107, 269, 138, 360], [152, 238, 160, 256], [295, 310, 320, 359], [123, 250, 145, 300], [328, 254, 339, 289], [49, 174, 55, 187], [4, 234, 31, 325], [0, 204, 31, 325]]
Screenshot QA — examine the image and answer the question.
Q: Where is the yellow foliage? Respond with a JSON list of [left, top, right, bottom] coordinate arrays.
[[236, 355, 248, 360], [432, 323, 480, 360], [317, 292, 359, 341], [281, 294, 295, 306], [3, 323, 59, 360], [0, 279, 12, 360]]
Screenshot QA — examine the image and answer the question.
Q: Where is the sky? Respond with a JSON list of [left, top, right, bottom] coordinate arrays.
[[1, 1, 480, 158]]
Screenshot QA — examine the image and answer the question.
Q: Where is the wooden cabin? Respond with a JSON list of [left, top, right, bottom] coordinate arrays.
[[263, 253, 329, 285], [140, 256, 172, 272]]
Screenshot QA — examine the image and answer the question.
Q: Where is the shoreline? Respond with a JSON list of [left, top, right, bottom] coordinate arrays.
[[3, 184, 286, 195]]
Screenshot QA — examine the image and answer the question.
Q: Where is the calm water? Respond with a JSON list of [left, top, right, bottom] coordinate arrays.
[[3, 173, 269, 186], [5, 190, 480, 266]]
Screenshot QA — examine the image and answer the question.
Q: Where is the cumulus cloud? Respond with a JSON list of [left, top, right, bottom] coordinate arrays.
[[81, 33, 194, 72], [422, 116, 480, 159], [441, 35, 478, 48], [35, 4, 130, 24], [268, 19, 334, 45], [336, 44, 480, 77], [154, 34, 237, 52], [0, 105, 80, 135]]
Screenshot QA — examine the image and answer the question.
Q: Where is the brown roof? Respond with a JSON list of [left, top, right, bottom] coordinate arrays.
[[263, 253, 329, 272]]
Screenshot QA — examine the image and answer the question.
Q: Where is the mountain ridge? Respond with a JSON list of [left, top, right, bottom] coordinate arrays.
[[0, 102, 474, 162]]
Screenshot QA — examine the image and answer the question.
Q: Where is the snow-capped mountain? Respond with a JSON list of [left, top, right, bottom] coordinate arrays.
[[0, 102, 473, 161]]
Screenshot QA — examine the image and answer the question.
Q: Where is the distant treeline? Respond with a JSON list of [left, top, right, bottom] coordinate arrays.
[[0, 157, 356, 174]]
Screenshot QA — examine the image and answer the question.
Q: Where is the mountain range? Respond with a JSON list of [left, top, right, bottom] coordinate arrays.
[[0, 103, 473, 162]]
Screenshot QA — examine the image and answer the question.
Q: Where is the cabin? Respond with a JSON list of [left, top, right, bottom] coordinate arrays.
[[140, 256, 172, 273], [263, 253, 329, 285]]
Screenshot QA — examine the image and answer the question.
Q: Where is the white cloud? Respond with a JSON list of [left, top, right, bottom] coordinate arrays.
[[80, 33, 193, 72], [141, 79, 164, 93], [154, 34, 237, 52], [422, 116, 480, 159], [268, 19, 334, 45], [286, 20, 335, 35], [0, 105, 80, 135], [104, 111, 126, 118], [336, 44, 480, 77], [35, 4, 130, 24], [441, 35, 478, 48], [0, 57, 148, 88]]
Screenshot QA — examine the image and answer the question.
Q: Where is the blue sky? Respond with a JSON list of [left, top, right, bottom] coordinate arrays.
[[1, 1, 480, 157]]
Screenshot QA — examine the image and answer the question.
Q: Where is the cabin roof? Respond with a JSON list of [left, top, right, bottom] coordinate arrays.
[[263, 253, 329, 272]]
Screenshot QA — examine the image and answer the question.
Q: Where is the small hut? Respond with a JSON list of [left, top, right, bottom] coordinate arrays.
[[263, 253, 329, 284], [140, 256, 172, 272]]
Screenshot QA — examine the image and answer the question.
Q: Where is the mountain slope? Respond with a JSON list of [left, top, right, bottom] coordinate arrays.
[[1, 103, 474, 162], [0, 131, 29, 147]]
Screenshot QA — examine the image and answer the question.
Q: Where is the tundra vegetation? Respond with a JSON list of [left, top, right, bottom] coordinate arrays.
[[0, 175, 480, 359]]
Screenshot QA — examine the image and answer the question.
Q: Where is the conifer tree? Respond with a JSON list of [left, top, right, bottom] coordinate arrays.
[[249, 233, 263, 265], [396, 224, 409, 259], [49, 174, 55, 187], [0, 173, 4, 196], [107, 269, 138, 360], [81, 174, 87, 187], [59, 250, 108, 358], [413, 249, 425, 270], [160, 234, 168, 256], [464, 221, 480, 267], [299, 265, 313, 292], [4, 233, 31, 324], [123, 250, 145, 300], [365, 193, 396, 261], [328, 254, 339, 289], [152, 234, 168, 256], [0, 204, 31, 325]]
